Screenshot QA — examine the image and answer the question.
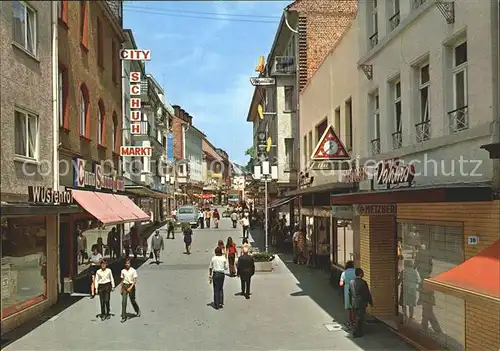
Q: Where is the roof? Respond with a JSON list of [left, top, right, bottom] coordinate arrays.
[[202, 138, 223, 162], [188, 124, 206, 138], [426, 240, 500, 301]]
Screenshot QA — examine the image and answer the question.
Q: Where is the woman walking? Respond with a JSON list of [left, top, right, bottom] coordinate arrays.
[[88, 245, 102, 299], [209, 247, 228, 310], [226, 237, 238, 277], [94, 259, 115, 320], [213, 209, 220, 228], [183, 224, 193, 254]]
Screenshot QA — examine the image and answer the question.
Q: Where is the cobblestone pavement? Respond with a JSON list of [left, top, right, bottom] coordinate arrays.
[[4, 215, 415, 351]]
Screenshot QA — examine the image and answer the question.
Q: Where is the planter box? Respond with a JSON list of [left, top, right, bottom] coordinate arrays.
[[254, 261, 273, 272]]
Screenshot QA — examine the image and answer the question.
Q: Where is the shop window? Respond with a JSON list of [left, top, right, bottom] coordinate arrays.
[[1, 217, 47, 318], [398, 222, 465, 350], [336, 220, 354, 267]]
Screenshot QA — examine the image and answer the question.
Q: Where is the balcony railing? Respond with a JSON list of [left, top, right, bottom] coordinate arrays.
[[371, 138, 381, 156], [369, 32, 378, 49], [272, 56, 295, 75], [412, 0, 427, 10], [389, 12, 400, 30], [392, 131, 402, 149], [415, 120, 431, 142], [448, 106, 469, 133]]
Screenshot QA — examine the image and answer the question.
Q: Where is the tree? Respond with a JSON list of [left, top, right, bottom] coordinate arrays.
[[244, 146, 255, 173]]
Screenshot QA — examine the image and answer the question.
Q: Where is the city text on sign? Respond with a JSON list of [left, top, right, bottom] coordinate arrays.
[[120, 146, 153, 157], [28, 186, 73, 205], [73, 158, 125, 192], [355, 204, 397, 216], [120, 49, 151, 61]]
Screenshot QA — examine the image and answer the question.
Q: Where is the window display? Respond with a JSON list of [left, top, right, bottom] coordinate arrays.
[[1, 216, 47, 318], [398, 222, 465, 350], [336, 220, 354, 267], [315, 217, 330, 255]]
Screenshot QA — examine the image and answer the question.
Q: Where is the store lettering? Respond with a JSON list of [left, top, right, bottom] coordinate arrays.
[[355, 204, 397, 216], [343, 167, 369, 183], [376, 160, 415, 186], [28, 186, 73, 205], [73, 158, 125, 192]]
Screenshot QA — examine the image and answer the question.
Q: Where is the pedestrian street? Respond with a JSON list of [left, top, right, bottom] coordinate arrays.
[[3, 217, 415, 351]]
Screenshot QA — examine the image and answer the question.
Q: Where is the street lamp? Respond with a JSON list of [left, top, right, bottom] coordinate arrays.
[[253, 160, 278, 253]]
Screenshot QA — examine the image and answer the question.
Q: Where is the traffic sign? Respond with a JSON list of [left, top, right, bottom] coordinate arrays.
[[250, 77, 275, 86], [310, 125, 350, 160]]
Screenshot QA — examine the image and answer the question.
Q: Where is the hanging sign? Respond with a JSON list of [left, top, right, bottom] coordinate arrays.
[[73, 158, 125, 192], [249, 77, 275, 86], [310, 125, 350, 161], [342, 167, 369, 183]]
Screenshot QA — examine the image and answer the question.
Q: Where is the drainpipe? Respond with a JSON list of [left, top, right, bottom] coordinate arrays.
[[51, 1, 61, 295], [494, 0, 500, 194]]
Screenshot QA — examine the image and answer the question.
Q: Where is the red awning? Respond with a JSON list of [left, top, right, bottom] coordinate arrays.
[[94, 192, 138, 222], [425, 240, 500, 302], [201, 193, 214, 199], [114, 194, 151, 221], [71, 190, 124, 225]]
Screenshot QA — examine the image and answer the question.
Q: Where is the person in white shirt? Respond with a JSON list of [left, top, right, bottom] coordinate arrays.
[[240, 214, 250, 241], [94, 259, 115, 320], [120, 258, 141, 322], [208, 247, 228, 310]]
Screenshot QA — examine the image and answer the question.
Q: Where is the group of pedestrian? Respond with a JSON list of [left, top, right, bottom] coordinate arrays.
[[198, 208, 220, 229], [92, 258, 141, 323], [208, 237, 256, 309], [339, 261, 373, 338]]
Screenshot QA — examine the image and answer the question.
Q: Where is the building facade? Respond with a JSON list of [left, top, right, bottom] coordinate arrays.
[[0, 0, 63, 334], [186, 126, 204, 184]]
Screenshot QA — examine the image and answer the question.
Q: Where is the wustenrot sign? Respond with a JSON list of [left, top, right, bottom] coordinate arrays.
[[120, 49, 151, 157]]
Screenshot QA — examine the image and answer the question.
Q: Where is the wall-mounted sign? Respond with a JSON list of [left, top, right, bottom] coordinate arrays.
[[355, 204, 396, 216], [120, 49, 151, 61], [311, 125, 349, 161], [467, 235, 479, 245], [376, 159, 415, 188], [343, 167, 369, 183], [249, 77, 275, 86], [310, 161, 336, 170], [73, 158, 125, 192], [28, 186, 73, 205], [128, 71, 149, 137], [298, 172, 314, 187]]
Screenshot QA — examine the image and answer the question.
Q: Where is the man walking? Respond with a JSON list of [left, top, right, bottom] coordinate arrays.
[[349, 268, 373, 338], [230, 211, 238, 228], [151, 230, 164, 264], [240, 213, 250, 241], [237, 246, 255, 299], [166, 221, 175, 239], [121, 258, 141, 323]]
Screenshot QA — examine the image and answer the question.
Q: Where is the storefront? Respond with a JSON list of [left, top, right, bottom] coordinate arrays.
[[1, 187, 80, 334], [330, 157, 499, 350], [59, 157, 150, 293]]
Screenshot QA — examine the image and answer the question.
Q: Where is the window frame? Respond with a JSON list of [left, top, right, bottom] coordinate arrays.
[[112, 40, 118, 84], [284, 86, 294, 111], [79, 84, 90, 139], [97, 100, 105, 146], [96, 17, 104, 68], [284, 137, 294, 170], [372, 0, 378, 34], [80, 0, 89, 50], [394, 80, 402, 132], [12, 1, 37, 55], [14, 108, 39, 160], [58, 64, 69, 129], [112, 112, 119, 152], [419, 63, 430, 123], [345, 98, 353, 151], [373, 92, 380, 139], [452, 41, 468, 110]]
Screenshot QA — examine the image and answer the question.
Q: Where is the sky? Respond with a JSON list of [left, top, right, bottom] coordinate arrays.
[[123, 0, 290, 165]]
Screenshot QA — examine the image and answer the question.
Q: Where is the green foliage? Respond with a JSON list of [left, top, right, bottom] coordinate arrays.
[[244, 146, 255, 173], [252, 252, 275, 262]]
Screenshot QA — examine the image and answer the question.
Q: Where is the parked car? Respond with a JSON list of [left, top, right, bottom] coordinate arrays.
[[176, 205, 199, 228]]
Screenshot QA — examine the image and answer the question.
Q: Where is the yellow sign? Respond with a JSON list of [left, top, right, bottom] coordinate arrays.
[[266, 137, 272, 152], [257, 104, 264, 120], [255, 56, 265, 72]]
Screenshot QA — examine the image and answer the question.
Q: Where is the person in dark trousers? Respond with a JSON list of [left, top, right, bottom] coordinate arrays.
[[349, 268, 373, 338], [237, 246, 255, 299], [209, 247, 228, 309], [120, 258, 141, 323], [240, 213, 250, 241], [151, 230, 164, 264], [213, 209, 220, 228], [131, 226, 140, 260], [226, 237, 238, 276], [183, 225, 193, 254], [166, 221, 175, 239], [94, 259, 115, 320]]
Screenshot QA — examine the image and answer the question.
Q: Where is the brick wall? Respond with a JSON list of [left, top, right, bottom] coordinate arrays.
[[359, 215, 397, 318], [290, 0, 358, 92], [171, 115, 183, 160], [58, 1, 123, 170], [398, 201, 500, 350]]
